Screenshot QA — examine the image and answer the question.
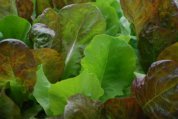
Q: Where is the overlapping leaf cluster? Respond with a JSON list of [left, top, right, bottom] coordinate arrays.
[[0, 0, 177, 118]]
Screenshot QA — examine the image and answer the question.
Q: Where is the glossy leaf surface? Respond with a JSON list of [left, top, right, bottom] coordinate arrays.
[[82, 34, 136, 101], [0, 16, 31, 44], [133, 60, 178, 118], [0, 39, 37, 90], [59, 3, 106, 79], [32, 48, 64, 83]]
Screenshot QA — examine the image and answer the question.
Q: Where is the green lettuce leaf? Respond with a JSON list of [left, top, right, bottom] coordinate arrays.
[[0, 16, 31, 45], [94, 0, 120, 36], [60, 3, 106, 79], [64, 94, 102, 119], [82, 34, 136, 101], [33, 65, 51, 115], [33, 65, 103, 116], [0, 87, 21, 119], [48, 71, 103, 116]]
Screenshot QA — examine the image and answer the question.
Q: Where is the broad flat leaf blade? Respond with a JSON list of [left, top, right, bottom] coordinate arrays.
[[82, 34, 136, 101], [0, 39, 37, 91], [133, 60, 178, 118], [60, 3, 106, 79], [0, 16, 31, 44], [48, 71, 104, 116]]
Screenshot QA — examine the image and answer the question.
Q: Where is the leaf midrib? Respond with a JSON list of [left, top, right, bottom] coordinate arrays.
[[143, 81, 178, 109]]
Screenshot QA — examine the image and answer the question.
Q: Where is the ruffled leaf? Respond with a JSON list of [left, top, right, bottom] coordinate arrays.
[[82, 34, 136, 101]]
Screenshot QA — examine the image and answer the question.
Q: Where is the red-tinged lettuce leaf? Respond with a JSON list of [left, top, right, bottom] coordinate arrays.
[[133, 60, 178, 118], [103, 97, 148, 119], [0, 39, 37, 91], [59, 3, 106, 79], [16, 0, 33, 22], [0, 16, 31, 46], [157, 42, 178, 62], [52, 0, 92, 9], [121, 0, 178, 72], [0, 88, 21, 119], [35, 0, 52, 16], [34, 8, 62, 52], [32, 48, 64, 83], [0, 0, 17, 19], [64, 94, 102, 119], [120, 0, 159, 34]]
